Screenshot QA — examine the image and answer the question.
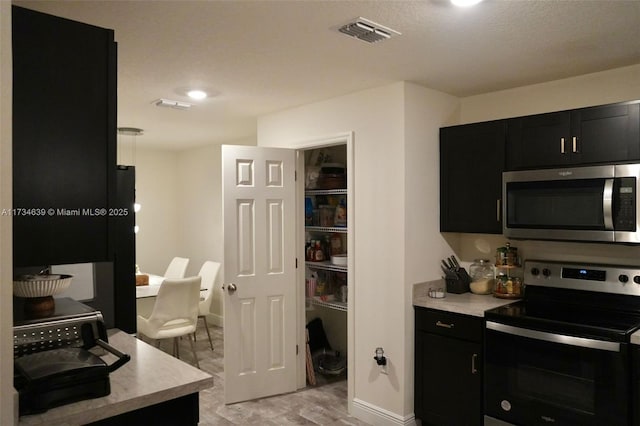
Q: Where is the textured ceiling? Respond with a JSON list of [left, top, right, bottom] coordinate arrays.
[[14, 0, 640, 150]]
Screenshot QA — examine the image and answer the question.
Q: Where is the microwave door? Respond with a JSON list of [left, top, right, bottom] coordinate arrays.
[[503, 174, 615, 243]]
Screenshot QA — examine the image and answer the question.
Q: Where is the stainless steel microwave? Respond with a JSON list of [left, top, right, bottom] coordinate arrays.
[[503, 164, 640, 243]]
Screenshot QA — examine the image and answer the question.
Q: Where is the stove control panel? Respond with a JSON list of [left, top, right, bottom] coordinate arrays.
[[525, 260, 640, 296]]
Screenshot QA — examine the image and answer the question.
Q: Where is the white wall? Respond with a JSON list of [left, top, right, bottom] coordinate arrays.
[[174, 137, 255, 323], [0, 2, 14, 423], [258, 82, 459, 422], [454, 64, 640, 267], [133, 147, 181, 276], [130, 137, 255, 323], [460, 64, 640, 123], [402, 83, 460, 414]]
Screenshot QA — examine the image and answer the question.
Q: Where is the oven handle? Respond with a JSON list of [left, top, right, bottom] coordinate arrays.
[[486, 321, 621, 352], [603, 178, 614, 230]]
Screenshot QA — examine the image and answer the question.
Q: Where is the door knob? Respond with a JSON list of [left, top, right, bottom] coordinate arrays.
[[224, 283, 237, 294]]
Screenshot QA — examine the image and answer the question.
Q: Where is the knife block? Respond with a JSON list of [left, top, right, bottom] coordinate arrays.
[[445, 277, 470, 294]]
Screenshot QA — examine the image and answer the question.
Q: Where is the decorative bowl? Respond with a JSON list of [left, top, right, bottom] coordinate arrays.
[[13, 274, 73, 298]]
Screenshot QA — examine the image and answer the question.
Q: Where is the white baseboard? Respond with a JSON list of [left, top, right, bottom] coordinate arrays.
[[351, 398, 416, 426], [205, 313, 223, 327]]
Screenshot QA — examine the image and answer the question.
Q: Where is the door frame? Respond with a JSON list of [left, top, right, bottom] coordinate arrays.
[[294, 132, 354, 411]]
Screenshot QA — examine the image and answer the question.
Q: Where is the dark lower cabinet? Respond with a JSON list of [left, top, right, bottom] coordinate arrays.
[[415, 307, 483, 426], [12, 6, 117, 267], [440, 120, 505, 234]]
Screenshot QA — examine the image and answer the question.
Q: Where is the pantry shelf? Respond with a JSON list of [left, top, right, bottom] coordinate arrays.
[[305, 226, 348, 233], [309, 298, 348, 312], [306, 261, 347, 273], [305, 189, 347, 196]]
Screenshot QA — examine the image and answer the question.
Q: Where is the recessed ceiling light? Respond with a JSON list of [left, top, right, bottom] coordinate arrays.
[[187, 90, 207, 100], [451, 0, 483, 7]]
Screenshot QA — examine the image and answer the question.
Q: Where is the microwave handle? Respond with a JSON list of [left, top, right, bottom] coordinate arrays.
[[603, 178, 614, 230], [486, 321, 620, 352]]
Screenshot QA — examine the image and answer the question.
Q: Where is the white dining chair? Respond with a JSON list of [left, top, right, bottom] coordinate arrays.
[[163, 256, 189, 279], [137, 276, 201, 368], [194, 261, 221, 350]]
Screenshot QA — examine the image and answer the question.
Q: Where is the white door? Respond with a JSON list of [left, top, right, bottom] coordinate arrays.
[[222, 145, 297, 404]]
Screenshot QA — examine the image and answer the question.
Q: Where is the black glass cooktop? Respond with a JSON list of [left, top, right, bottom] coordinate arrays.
[[485, 299, 640, 342]]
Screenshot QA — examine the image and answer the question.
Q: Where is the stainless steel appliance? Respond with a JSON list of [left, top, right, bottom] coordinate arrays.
[[13, 298, 130, 415], [484, 260, 640, 425], [503, 163, 640, 243]]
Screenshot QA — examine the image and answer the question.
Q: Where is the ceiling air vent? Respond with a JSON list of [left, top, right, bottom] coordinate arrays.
[[337, 17, 400, 44]]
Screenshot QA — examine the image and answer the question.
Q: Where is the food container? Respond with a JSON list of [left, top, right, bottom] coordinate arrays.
[[319, 205, 335, 227], [496, 242, 519, 266], [469, 259, 495, 295], [331, 254, 347, 266]]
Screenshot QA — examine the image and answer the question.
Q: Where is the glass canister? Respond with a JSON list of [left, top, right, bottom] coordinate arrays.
[[496, 242, 519, 266], [469, 259, 495, 295]]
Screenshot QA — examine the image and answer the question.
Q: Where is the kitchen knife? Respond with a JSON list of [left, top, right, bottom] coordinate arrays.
[[442, 259, 453, 271], [446, 258, 456, 270], [450, 255, 461, 268]]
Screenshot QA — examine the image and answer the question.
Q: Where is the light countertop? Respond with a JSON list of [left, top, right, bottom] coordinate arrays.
[[413, 279, 517, 317], [631, 330, 640, 345], [18, 330, 213, 425]]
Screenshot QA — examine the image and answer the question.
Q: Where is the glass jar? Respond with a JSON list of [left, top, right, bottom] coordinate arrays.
[[469, 259, 495, 295], [496, 242, 519, 266]]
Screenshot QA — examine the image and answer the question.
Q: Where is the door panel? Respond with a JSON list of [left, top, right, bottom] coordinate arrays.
[[223, 145, 297, 404]]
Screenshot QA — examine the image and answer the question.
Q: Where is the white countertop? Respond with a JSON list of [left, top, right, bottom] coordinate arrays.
[[413, 279, 517, 317], [18, 330, 213, 425], [631, 330, 640, 345]]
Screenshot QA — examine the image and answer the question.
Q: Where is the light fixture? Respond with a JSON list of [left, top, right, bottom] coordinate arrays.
[[451, 0, 484, 7], [117, 127, 142, 234], [186, 89, 207, 100], [154, 98, 192, 110]]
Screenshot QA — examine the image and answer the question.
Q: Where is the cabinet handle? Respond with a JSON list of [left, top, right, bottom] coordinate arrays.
[[572, 136, 578, 153], [560, 137, 565, 154], [496, 199, 501, 222], [436, 320, 454, 329], [471, 353, 478, 374]]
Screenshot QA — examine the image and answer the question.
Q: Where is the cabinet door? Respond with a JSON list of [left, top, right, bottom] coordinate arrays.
[[506, 111, 571, 170], [571, 102, 640, 164], [12, 6, 116, 266], [440, 121, 505, 234], [415, 331, 482, 426]]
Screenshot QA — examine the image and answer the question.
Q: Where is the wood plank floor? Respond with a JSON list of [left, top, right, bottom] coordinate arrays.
[[158, 323, 370, 425]]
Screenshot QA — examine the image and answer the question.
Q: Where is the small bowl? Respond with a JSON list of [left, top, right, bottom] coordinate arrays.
[[331, 254, 348, 266], [13, 274, 73, 298]]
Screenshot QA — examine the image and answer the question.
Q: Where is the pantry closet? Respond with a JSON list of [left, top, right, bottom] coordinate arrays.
[[300, 142, 351, 387]]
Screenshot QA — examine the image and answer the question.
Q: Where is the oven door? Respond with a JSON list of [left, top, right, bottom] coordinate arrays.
[[485, 321, 630, 426]]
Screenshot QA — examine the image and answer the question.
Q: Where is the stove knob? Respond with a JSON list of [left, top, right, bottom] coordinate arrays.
[[619, 274, 629, 283], [542, 268, 551, 277], [531, 267, 540, 276], [635, 276, 640, 284]]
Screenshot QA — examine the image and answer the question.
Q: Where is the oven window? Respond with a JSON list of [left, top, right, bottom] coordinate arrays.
[[506, 179, 605, 229], [485, 328, 630, 426], [515, 363, 594, 414]]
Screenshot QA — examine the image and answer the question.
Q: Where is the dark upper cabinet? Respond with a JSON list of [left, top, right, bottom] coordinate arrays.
[[440, 120, 505, 234], [12, 6, 117, 267], [507, 102, 640, 170]]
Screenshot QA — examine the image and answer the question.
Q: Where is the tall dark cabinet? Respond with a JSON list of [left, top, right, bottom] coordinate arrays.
[[12, 6, 117, 267], [440, 120, 505, 234], [12, 7, 135, 331]]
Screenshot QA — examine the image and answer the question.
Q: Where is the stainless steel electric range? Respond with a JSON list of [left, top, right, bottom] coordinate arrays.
[[484, 259, 640, 426]]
